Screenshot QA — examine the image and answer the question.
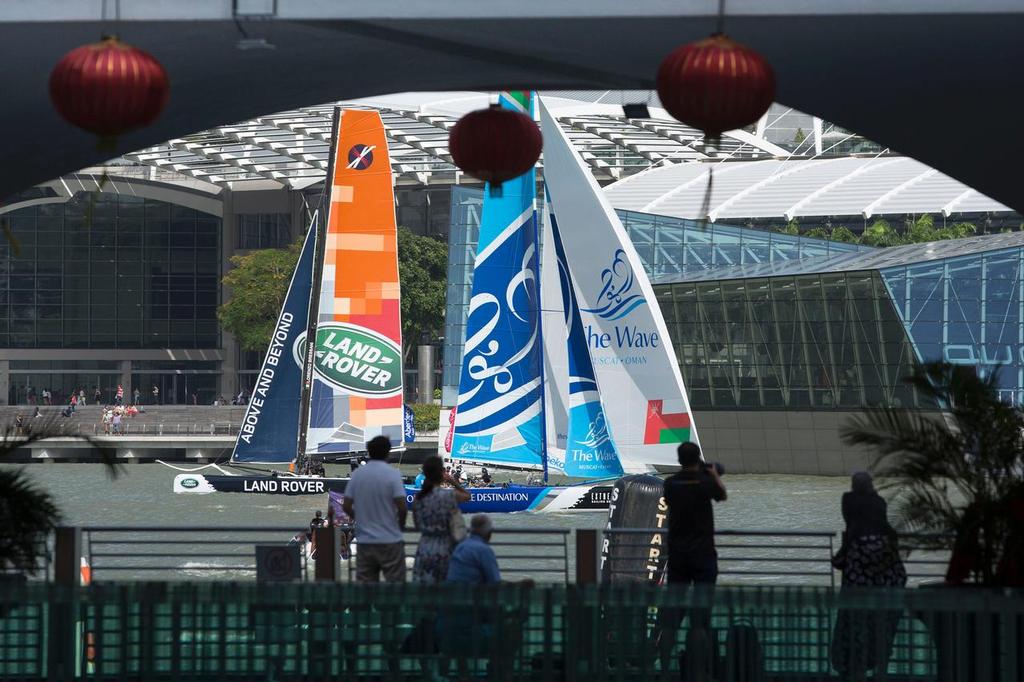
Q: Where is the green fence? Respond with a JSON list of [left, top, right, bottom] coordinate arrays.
[[0, 582, 1021, 681]]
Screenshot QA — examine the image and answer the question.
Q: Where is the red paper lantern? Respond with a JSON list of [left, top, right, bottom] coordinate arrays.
[[656, 34, 775, 138], [449, 105, 542, 185], [49, 36, 169, 141]]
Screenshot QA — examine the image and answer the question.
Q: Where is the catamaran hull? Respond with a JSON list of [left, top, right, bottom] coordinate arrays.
[[403, 483, 613, 513], [173, 474, 348, 495]]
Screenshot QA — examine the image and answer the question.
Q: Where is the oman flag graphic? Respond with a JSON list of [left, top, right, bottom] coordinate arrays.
[[643, 399, 692, 444]]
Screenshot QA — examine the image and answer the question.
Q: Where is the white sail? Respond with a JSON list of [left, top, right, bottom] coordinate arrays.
[[539, 99, 700, 472], [539, 203, 569, 472]]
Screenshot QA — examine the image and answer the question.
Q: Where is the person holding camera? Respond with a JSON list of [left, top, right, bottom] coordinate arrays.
[[665, 442, 727, 585], [656, 442, 727, 673]]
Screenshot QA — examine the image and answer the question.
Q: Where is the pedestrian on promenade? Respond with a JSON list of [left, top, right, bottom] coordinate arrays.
[[152, 385, 160, 405], [342, 436, 407, 582], [78, 389, 86, 406], [412, 455, 470, 583], [133, 388, 140, 404], [42, 389, 51, 406], [94, 387, 102, 405], [69, 392, 78, 413], [656, 442, 727, 671], [115, 384, 124, 406], [445, 514, 501, 585], [111, 409, 123, 436], [831, 472, 906, 679], [440, 514, 530, 678]]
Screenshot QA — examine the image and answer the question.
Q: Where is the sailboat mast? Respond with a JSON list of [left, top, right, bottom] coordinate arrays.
[[534, 95, 550, 485], [295, 106, 341, 468]]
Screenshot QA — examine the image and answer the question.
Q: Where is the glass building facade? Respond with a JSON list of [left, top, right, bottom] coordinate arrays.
[[881, 246, 1024, 404], [656, 273, 931, 410], [441, 187, 482, 404], [442, 186, 1024, 410], [2, 191, 222, 405], [1, 192, 220, 349]]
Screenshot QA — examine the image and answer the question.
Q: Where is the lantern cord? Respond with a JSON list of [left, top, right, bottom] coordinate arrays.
[[716, 0, 727, 35], [697, 133, 720, 231]]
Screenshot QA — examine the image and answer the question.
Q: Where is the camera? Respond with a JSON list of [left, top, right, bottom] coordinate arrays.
[[703, 461, 725, 476]]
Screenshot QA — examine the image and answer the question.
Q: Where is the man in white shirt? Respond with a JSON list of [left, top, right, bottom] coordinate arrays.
[[342, 436, 407, 582]]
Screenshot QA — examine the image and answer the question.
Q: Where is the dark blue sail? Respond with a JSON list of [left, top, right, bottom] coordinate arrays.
[[230, 220, 317, 463]]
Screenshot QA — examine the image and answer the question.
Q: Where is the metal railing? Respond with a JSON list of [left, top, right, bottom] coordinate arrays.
[[91, 422, 240, 436], [80, 526, 572, 583], [603, 529, 951, 587], [2, 422, 240, 437], [63, 526, 952, 586], [2, 582, 1022, 681], [83, 526, 313, 581]]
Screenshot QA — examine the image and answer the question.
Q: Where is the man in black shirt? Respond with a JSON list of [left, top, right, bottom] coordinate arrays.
[[664, 442, 727, 584], [657, 442, 727, 672]]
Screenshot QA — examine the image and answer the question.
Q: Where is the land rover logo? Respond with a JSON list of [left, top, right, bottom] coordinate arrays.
[[180, 477, 199, 489], [294, 323, 402, 398]]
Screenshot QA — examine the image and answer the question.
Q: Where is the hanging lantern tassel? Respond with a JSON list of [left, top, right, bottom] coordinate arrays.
[[656, 34, 775, 225], [449, 104, 542, 197], [49, 36, 170, 151]]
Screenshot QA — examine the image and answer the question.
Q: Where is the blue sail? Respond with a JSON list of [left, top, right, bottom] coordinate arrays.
[[451, 91, 544, 469], [547, 199, 624, 478], [230, 217, 317, 463]]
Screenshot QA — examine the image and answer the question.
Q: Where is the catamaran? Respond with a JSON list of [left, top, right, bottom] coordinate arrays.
[[422, 93, 702, 512], [172, 107, 406, 495]]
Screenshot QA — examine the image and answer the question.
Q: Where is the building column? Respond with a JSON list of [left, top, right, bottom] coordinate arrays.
[[220, 188, 239, 400], [0, 360, 9, 406], [120, 360, 132, 396]]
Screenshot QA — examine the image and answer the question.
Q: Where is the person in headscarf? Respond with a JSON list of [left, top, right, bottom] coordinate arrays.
[[831, 471, 907, 679]]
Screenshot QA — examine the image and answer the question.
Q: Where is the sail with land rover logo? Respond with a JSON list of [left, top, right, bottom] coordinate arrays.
[[301, 109, 405, 455]]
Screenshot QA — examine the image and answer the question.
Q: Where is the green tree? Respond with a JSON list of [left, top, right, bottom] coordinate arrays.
[[938, 222, 977, 241], [829, 226, 859, 243], [772, 220, 800, 236], [218, 241, 302, 352], [904, 214, 937, 243], [802, 227, 830, 240], [793, 127, 806, 146], [398, 227, 448, 362], [860, 219, 903, 247]]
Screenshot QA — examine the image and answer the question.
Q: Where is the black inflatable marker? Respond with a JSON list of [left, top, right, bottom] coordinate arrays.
[[599, 474, 669, 583]]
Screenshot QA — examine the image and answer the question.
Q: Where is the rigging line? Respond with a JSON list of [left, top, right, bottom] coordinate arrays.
[[156, 460, 237, 475]]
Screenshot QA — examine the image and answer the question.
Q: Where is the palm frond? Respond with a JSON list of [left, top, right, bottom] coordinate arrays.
[[0, 415, 120, 574], [841, 361, 1024, 586]]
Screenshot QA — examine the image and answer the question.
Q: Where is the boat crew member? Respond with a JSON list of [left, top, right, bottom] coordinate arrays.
[[308, 510, 326, 540], [480, 467, 492, 485]]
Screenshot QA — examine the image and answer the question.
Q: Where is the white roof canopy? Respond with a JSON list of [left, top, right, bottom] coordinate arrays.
[[123, 92, 789, 191], [605, 156, 1013, 221]]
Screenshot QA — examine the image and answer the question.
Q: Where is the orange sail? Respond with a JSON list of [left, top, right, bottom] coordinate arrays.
[[305, 109, 404, 454]]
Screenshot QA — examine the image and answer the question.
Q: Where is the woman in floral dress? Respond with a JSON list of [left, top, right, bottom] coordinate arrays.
[[831, 471, 907, 678], [412, 456, 471, 583]]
